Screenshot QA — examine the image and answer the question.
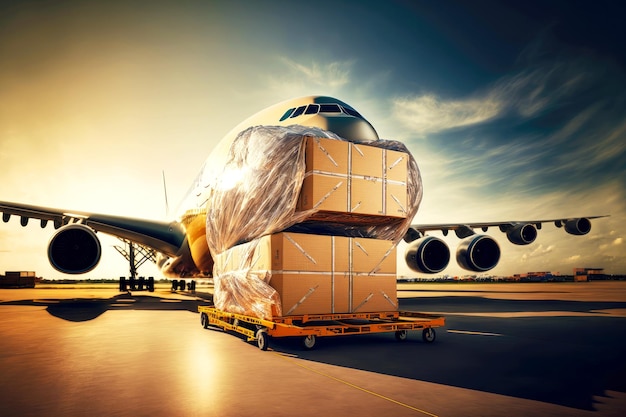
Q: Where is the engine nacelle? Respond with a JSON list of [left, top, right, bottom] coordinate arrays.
[[48, 224, 102, 274], [404, 236, 450, 274], [564, 218, 591, 235], [506, 223, 537, 245], [456, 235, 500, 272]]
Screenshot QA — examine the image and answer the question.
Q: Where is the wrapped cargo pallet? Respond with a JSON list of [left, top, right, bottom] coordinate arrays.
[[214, 232, 398, 318], [205, 125, 422, 319]]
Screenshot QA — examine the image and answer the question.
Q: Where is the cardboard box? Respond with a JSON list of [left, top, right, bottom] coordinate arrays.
[[386, 182, 408, 217], [351, 143, 383, 178], [384, 148, 409, 182], [214, 232, 398, 316], [269, 233, 332, 272], [299, 174, 348, 212], [350, 237, 396, 274], [352, 275, 398, 312], [305, 137, 349, 175], [265, 233, 396, 275], [298, 137, 409, 219], [350, 177, 383, 215], [268, 272, 355, 316]]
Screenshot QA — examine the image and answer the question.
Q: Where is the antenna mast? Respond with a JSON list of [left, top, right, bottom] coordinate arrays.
[[162, 170, 170, 217]]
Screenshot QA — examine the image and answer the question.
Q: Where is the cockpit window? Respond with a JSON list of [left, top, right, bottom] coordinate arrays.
[[279, 108, 295, 121], [319, 104, 342, 113], [290, 105, 307, 118], [305, 104, 320, 114], [280, 101, 365, 121], [341, 106, 363, 118]]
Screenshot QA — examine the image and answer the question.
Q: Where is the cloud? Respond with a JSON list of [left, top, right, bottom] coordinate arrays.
[[393, 52, 626, 205], [489, 63, 587, 118], [391, 94, 502, 135], [391, 58, 591, 136], [601, 237, 624, 251], [521, 244, 555, 262], [262, 57, 353, 97], [279, 57, 353, 88], [529, 102, 626, 182], [566, 255, 582, 263], [577, 118, 626, 168]]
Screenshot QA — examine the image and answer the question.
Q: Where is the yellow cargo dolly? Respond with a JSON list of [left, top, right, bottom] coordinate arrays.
[[198, 305, 445, 350]]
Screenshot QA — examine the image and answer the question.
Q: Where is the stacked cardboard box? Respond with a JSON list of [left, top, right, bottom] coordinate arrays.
[[298, 137, 409, 221], [212, 135, 414, 319], [214, 232, 397, 316]]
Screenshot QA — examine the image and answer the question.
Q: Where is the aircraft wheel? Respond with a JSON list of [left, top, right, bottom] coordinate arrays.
[[302, 334, 317, 350], [395, 330, 408, 341], [256, 329, 270, 351], [422, 328, 436, 343], [200, 313, 209, 329]]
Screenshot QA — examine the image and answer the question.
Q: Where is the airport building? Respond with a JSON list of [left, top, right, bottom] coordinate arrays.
[[573, 267, 605, 282], [511, 272, 558, 282], [0, 271, 38, 288]]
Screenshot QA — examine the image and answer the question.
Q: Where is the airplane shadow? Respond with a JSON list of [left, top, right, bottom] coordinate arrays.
[[265, 295, 626, 411], [0, 291, 213, 322]]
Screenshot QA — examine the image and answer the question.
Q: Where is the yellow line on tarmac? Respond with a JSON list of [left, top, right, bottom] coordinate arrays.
[[273, 351, 439, 417], [447, 329, 502, 336]]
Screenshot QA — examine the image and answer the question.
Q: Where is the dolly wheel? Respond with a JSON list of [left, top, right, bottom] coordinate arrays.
[[256, 329, 270, 351], [302, 335, 317, 350], [200, 313, 209, 329], [395, 330, 408, 341], [422, 328, 436, 343]]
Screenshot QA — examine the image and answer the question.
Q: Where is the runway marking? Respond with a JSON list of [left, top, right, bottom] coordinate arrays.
[[423, 310, 626, 318], [273, 351, 439, 417], [447, 329, 502, 336]]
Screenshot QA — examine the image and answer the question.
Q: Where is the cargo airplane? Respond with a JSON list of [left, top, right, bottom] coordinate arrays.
[[0, 96, 607, 287]]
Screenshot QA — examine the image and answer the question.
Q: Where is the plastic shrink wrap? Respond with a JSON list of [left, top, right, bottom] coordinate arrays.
[[206, 125, 422, 319]]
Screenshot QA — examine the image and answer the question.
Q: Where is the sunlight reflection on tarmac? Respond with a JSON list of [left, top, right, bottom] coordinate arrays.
[[0, 282, 625, 417]]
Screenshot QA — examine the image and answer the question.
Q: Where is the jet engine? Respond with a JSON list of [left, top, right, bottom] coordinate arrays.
[[456, 235, 500, 272], [404, 236, 450, 274], [48, 224, 102, 274], [504, 223, 537, 245], [563, 218, 591, 235]]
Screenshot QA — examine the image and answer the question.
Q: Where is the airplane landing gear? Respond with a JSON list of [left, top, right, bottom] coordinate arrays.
[[119, 276, 154, 292], [171, 279, 196, 292]]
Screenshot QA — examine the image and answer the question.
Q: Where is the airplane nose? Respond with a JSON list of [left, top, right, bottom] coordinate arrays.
[[323, 117, 379, 142]]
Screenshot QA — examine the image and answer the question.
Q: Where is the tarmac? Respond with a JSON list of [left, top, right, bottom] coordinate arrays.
[[1, 281, 625, 417]]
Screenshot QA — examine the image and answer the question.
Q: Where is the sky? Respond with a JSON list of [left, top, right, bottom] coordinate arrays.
[[1, 0, 625, 279]]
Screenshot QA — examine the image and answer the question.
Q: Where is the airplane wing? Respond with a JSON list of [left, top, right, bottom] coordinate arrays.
[[409, 215, 609, 238], [403, 215, 609, 274], [0, 200, 185, 259]]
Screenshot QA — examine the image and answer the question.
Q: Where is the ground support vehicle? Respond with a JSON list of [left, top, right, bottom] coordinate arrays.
[[198, 306, 445, 350]]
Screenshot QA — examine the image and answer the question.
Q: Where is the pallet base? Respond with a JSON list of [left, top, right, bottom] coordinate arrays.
[[198, 306, 445, 350]]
